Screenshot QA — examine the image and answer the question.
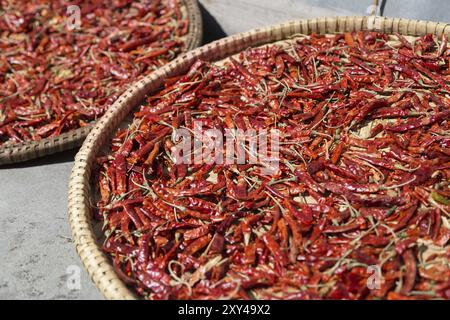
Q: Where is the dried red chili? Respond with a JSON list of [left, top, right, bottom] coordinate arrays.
[[96, 31, 450, 300], [0, 0, 190, 145]]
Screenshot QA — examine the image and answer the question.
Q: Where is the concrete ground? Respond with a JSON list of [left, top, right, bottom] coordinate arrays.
[[0, 0, 447, 300]]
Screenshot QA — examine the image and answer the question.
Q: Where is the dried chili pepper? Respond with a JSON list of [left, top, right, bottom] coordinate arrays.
[[0, 0, 190, 145], [95, 32, 450, 300]]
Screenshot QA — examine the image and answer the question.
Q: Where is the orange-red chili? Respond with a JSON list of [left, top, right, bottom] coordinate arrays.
[[96, 31, 450, 300], [0, 0, 189, 145]]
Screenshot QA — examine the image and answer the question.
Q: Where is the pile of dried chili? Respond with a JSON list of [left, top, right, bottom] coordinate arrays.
[[0, 0, 189, 144], [95, 31, 450, 300]]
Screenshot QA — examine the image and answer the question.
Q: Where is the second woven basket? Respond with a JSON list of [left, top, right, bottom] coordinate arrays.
[[0, 0, 203, 165]]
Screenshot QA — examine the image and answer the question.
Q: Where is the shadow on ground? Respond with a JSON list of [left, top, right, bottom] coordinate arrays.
[[0, 148, 79, 169], [199, 2, 227, 44]]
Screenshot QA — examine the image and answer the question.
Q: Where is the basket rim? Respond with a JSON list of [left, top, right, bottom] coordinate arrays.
[[68, 16, 450, 300], [0, 0, 203, 165]]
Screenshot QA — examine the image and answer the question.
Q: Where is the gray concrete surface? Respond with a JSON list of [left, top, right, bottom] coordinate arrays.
[[0, 150, 101, 299], [0, 0, 448, 300], [199, 0, 450, 40]]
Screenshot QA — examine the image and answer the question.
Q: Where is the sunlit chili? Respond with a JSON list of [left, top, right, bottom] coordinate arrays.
[[96, 31, 450, 300], [0, 0, 189, 144]]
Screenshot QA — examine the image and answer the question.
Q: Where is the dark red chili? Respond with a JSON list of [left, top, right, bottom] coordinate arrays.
[[0, 0, 190, 146], [95, 32, 450, 300]]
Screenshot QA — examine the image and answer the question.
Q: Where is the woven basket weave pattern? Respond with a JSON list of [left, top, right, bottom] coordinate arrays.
[[68, 16, 449, 299], [0, 0, 203, 165]]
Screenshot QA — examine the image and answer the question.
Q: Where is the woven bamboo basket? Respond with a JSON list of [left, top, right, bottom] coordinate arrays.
[[0, 0, 203, 165], [68, 16, 450, 299]]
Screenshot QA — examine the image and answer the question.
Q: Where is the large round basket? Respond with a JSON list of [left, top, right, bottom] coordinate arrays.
[[68, 16, 450, 299], [0, 0, 203, 165]]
